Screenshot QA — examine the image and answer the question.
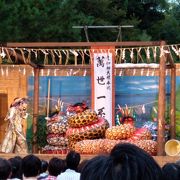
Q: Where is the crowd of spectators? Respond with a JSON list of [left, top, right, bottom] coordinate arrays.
[[0, 143, 180, 180]]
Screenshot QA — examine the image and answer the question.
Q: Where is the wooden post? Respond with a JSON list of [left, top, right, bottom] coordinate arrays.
[[170, 67, 176, 138], [157, 41, 166, 155], [32, 68, 40, 153]]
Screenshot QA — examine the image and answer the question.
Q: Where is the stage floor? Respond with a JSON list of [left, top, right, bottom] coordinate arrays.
[[0, 153, 179, 167]]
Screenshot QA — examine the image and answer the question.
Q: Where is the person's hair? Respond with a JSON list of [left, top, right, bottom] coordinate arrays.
[[176, 160, 180, 166], [8, 156, 22, 179], [162, 163, 180, 180], [0, 158, 12, 180], [40, 160, 48, 173], [78, 159, 89, 173], [22, 154, 41, 178], [80, 155, 108, 180], [80, 143, 163, 180], [66, 151, 80, 170], [48, 157, 65, 176]]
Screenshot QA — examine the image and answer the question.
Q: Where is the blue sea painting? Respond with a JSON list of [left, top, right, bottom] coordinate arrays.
[[28, 75, 180, 139], [28, 76, 173, 121], [28, 76, 91, 114]]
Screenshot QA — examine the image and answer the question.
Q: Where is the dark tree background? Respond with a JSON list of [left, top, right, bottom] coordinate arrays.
[[0, 0, 179, 43]]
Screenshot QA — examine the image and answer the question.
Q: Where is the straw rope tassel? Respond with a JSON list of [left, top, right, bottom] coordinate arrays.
[[5, 48, 12, 63], [12, 49, 18, 63], [84, 49, 90, 64], [136, 48, 144, 63], [119, 49, 123, 63], [0, 49, 2, 64], [57, 50, 62, 65], [51, 50, 56, 65], [20, 49, 27, 64], [79, 50, 85, 65], [27, 49, 31, 64], [63, 50, 69, 65]]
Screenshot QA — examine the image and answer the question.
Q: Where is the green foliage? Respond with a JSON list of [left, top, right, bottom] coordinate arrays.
[[0, 0, 179, 44], [175, 85, 180, 139], [37, 115, 47, 148]]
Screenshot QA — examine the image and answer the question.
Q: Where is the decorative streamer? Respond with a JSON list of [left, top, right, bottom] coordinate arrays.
[[23, 67, 26, 76], [153, 46, 157, 62], [18, 66, 21, 72], [137, 48, 144, 63], [1, 67, 4, 76], [62, 50, 69, 65], [47, 69, 50, 76], [20, 49, 27, 64], [119, 69, 123, 76], [73, 69, 80, 75], [133, 69, 136, 76], [160, 46, 164, 57], [54, 69, 57, 76], [130, 48, 134, 62], [122, 48, 125, 60], [32, 49, 38, 60], [26, 49, 31, 63], [146, 47, 150, 63], [146, 69, 149, 76], [69, 69, 73, 76], [116, 100, 157, 110], [171, 45, 179, 56], [0, 48, 6, 58], [166, 69, 169, 76], [79, 50, 85, 65], [5, 48, 12, 63], [0, 44, 179, 66], [50, 50, 56, 65], [54, 50, 62, 65], [41, 49, 49, 65], [151, 69, 155, 76], [11, 48, 18, 63], [41, 69, 44, 76], [31, 69, 34, 76], [70, 49, 78, 66], [83, 69, 87, 76]]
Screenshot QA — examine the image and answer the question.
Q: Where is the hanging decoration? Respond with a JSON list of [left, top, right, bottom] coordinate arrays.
[[0, 44, 179, 66]]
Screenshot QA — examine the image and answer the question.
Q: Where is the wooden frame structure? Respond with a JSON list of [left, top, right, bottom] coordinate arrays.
[[1, 41, 176, 155]]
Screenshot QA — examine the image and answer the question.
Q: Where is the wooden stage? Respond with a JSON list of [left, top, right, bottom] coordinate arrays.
[[0, 153, 179, 167]]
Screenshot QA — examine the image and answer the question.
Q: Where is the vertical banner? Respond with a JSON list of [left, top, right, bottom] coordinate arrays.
[[91, 46, 115, 127]]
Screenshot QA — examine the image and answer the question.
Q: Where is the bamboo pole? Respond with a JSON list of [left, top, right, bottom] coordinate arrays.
[[170, 67, 176, 138], [157, 41, 166, 155], [46, 79, 51, 118], [32, 68, 40, 153]]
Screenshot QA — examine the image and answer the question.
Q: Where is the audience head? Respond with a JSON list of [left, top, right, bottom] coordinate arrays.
[[48, 157, 65, 176], [8, 156, 22, 179], [78, 159, 89, 173], [162, 163, 180, 180], [22, 154, 41, 178], [81, 143, 163, 180], [109, 143, 163, 180], [176, 160, 180, 166], [0, 158, 12, 180], [40, 160, 48, 174], [80, 155, 109, 180], [66, 151, 81, 170]]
